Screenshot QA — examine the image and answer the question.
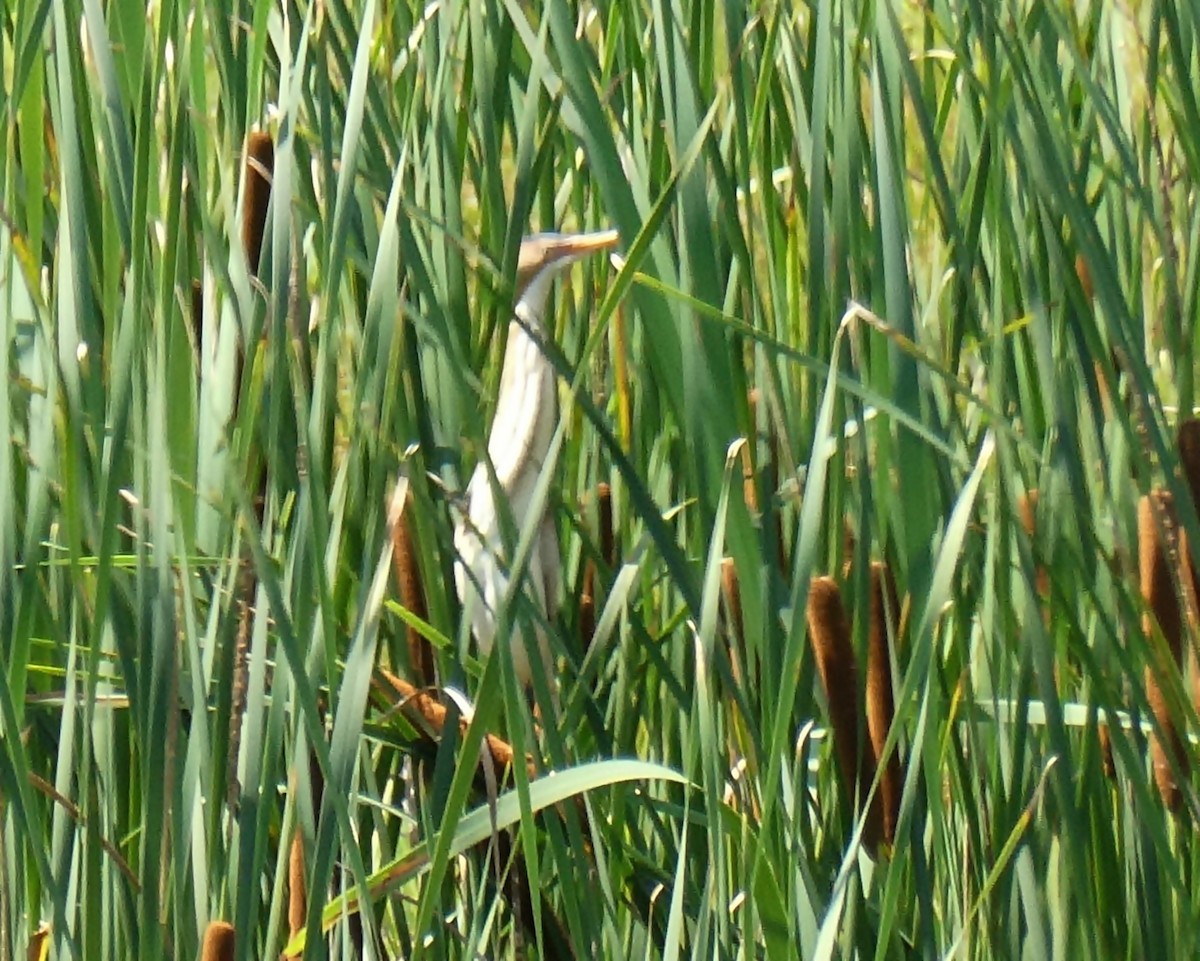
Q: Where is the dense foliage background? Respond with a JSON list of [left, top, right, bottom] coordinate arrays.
[[4, 0, 1200, 958]]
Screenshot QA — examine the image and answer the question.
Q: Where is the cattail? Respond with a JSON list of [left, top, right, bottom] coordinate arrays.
[[1138, 491, 1187, 811], [1016, 489, 1037, 536], [1097, 724, 1116, 780], [1176, 420, 1200, 614], [760, 393, 787, 576], [597, 482, 614, 570], [27, 923, 50, 960], [288, 833, 306, 940], [743, 390, 761, 513], [201, 921, 235, 961], [1075, 253, 1094, 302], [376, 669, 535, 780], [579, 559, 597, 653], [866, 562, 902, 848], [1177, 420, 1200, 513], [388, 480, 435, 687], [721, 557, 746, 685], [242, 131, 274, 278], [227, 565, 253, 812], [1016, 489, 1050, 599], [1175, 419, 1200, 719], [840, 520, 858, 581], [190, 278, 204, 366], [806, 576, 881, 852], [740, 443, 758, 513]]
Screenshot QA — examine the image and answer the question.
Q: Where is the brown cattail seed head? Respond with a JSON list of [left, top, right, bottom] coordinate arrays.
[[288, 833, 306, 939], [1016, 489, 1049, 598], [190, 278, 204, 364], [807, 576, 881, 852], [740, 443, 758, 513], [1177, 421, 1200, 713], [1138, 491, 1187, 810], [1017, 489, 1038, 537], [242, 131, 274, 278], [201, 921, 235, 961], [1178, 420, 1200, 512], [1097, 723, 1116, 781], [1075, 253, 1094, 301], [721, 557, 746, 684], [743, 390, 760, 513], [866, 562, 902, 848], [388, 482, 434, 687], [579, 559, 597, 653], [597, 482, 614, 570]]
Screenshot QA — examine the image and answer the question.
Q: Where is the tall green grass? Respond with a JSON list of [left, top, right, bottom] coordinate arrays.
[[3, 0, 1200, 958]]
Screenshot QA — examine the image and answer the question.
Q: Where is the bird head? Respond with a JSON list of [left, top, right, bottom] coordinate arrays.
[[513, 229, 620, 326]]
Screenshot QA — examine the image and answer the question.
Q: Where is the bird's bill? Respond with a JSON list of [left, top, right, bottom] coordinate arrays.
[[545, 228, 621, 257], [518, 229, 621, 283]]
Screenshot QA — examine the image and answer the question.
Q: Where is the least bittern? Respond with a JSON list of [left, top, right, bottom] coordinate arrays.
[[453, 230, 619, 693]]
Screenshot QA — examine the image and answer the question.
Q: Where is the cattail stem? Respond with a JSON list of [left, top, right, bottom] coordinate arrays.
[[1138, 491, 1188, 811], [806, 576, 882, 852], [375, 669, 537, 783]]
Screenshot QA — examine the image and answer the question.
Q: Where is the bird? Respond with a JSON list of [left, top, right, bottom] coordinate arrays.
[[453, 229, 620, 696]]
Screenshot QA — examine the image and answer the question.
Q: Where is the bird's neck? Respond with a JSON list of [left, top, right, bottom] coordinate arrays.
[[515, 268, 555, 331], [484, 315, 557, 493]]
